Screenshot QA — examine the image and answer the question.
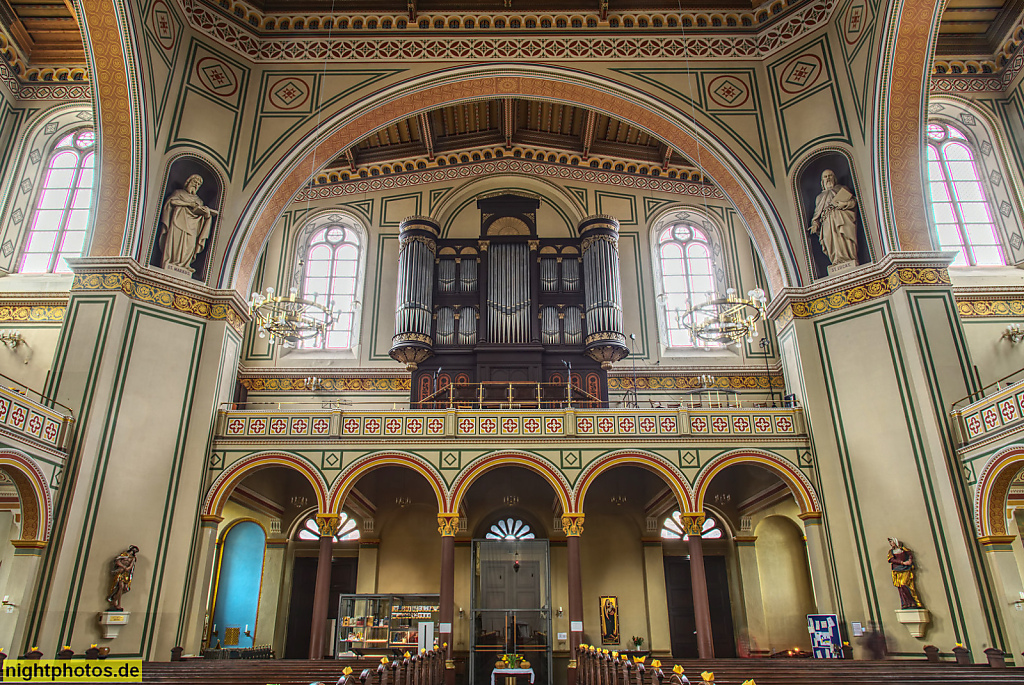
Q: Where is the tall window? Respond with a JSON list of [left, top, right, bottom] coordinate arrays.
[[19, 129, 95, 273], [300, 222, 364, 350], [655, 221, 718, 348], [926, 122, 1005, 266]]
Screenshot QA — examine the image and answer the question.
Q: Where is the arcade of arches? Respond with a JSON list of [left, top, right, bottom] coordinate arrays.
[[3, 0, 1024, 681]]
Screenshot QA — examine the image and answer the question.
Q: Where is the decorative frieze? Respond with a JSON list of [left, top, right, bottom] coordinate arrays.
[[951, 379, 1024, 448], [0, 386, 74, 451]]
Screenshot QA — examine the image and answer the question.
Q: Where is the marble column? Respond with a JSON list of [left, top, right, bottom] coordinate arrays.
[[438, 515, 459, 685], [682, 513, 714, 658], [734, 535, 767, 655], [309, 514, 339, 659], [562, 514, 584, 685], [979, 535, 1024, 659], [0, 541, 46, 653], [800, 513, 837, 614], [181, 516, 221, 654]]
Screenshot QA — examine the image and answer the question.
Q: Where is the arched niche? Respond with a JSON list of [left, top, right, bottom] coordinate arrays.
[[796, 151, 871, 280], [150, 156, 223, 283]]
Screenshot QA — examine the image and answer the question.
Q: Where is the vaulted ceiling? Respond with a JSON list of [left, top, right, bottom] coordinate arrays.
[[327, 100, 702, 177]]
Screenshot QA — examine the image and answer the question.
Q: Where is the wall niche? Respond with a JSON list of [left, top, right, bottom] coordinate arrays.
[[797, 152, 870, 280], [150, 157, 222, 283]]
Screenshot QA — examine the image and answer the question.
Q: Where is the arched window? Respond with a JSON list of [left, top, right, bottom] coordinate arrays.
[[926, 122, 1005, 266], [296, 512, 360, 541], [19, 129, 94, 273], [299, 220, 365, 350], [660, 512, 723, 540], [486, 517, 535, 540], [654, 221, 719, 348]]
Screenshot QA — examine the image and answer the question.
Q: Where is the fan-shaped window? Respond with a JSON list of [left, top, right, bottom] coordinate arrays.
[[654, 222, 719, 348], [926, 122, 1005, 266], [19, 129, 95, 273], [299, 221, 365, 350], [486, 518, 535, 540], [660, 512, 723, 540], [296, 512, 360, 541]]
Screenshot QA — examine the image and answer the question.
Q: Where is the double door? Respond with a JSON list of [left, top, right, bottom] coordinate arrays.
[[471, 540, 551, 685]]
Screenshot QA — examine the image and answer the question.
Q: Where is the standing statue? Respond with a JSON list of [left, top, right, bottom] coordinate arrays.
[[106, 545, 139, 611], [808, 169, 859, 266], [887, 538, 922, 609], [159, 174, 218, 273]]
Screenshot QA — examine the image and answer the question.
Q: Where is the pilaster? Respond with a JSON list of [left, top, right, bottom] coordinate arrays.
[[24, 257, 246, 657]]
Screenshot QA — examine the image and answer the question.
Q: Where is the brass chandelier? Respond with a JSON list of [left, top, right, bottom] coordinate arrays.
[[248, 286, 334, 347], [680, 288, 767, 345]]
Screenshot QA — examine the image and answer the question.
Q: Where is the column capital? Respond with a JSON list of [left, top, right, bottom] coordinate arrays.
[[561, 514, 585, 536], [680, 512, 705, 536], [315, 514, 341, 537], [798, 512, 823, 522], [437, 514, 460, 537], [977, 534, 1017, 549], [733, 535, 757, 545], [200, 514, 224, 525]]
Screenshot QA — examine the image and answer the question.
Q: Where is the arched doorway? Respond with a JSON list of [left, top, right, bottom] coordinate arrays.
[[461, 466, 557, 685]]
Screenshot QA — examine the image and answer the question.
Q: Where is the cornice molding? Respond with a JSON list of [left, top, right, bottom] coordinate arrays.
[[768, 252, 956, 325], [67, 257, 249, 334], [0, 29, 90, 97], [181, 0, 836, 62], [297, 156, 724, 205]]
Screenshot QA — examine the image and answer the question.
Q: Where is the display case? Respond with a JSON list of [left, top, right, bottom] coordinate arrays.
[[336, 594, 440, 657], [388, 595, 441, 650], [337, 594, 392, 655]]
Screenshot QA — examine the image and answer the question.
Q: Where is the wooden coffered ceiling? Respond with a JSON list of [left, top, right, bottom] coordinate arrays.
[[0, 0, 84, 66], [241, 1, 755, 13], [329, 100, 697, 174], [936, 0, 1024, 58]]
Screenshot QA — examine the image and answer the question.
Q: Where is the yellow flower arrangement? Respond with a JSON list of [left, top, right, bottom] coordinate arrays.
[[701, 672, 715, 683], [650, 659, 661, 669], [380, 657, 389, 664], [343, 666, 353, 676], [672, 665, 684, 675], [631, 656, 646, 664], [742, 680, 757, 685]]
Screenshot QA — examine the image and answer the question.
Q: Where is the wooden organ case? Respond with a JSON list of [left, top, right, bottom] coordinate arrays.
[[390, 194, 629, 408]]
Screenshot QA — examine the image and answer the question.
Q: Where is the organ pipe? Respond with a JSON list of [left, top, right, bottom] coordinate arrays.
[[389, 216, 438, 370], [579, 214, 628, 369], [487, 242, 530, 344]]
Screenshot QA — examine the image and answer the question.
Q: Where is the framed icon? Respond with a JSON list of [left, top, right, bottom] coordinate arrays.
[[600, 596, 619, 644]]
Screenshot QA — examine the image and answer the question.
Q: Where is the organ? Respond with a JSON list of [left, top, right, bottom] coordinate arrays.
[[390, 194, 628, 407]]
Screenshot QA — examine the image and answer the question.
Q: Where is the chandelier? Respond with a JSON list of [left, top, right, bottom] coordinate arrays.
[[680, 288, 767, 345], [248, 286, 334, 347]]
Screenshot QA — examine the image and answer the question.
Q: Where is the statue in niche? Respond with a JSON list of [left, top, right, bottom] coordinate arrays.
[[159, 174, 217, 274], [887, 538, 923, 609], [106, 545, 139, 611], [808, 169, 859, 267]]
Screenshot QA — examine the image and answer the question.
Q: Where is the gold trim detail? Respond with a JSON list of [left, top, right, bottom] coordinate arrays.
[[977, 535, 1017, 545], [315, 514, 341, 537], [71, 272, 247, 335], [798, 512, 823, 521], [11, 539, 47, 549], [561, 514, 585, 537], [775, 267, 950, 324], [680, 513, 705, 536], [0, 304, 67, 323], [239, 377, 411, 392], [956, 299, 1024, 318], [438, 514, 460, 537], [609, 374, 782, 390]]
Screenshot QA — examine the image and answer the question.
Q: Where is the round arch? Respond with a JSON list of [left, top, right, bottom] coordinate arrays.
[[875, 0, 943, 254], [573, 450, 694, 513], [432, 174, 588, 237], [692, 449, 821, 515], [0, 451, 52, 541], [216, 516, 270, 544], [974, 446, 1024, 537], [203, 452, 329, 517], [448, 451, 572, 516], [222, 64, 797, 294], [328, 451, 447, 514]]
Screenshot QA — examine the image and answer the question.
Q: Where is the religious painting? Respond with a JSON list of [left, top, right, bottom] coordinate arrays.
[[600, 596, 619, 645]]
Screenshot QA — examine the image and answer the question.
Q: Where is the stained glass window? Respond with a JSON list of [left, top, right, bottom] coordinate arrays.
[[19, 129, 95, 274], [486, 518, 535, 540], [296, 512, 360, 541], [926, 122, 1005, 266], [660, 512, 723, 540], [655, 222, 719, 348], [300, 223, 364, 350]]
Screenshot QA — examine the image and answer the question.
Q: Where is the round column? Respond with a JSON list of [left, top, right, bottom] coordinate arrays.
[[309, 514, 340, 659], [562, 514, 584, 685], [390, 216, 439, 370], [578, 215, 627, 369]]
